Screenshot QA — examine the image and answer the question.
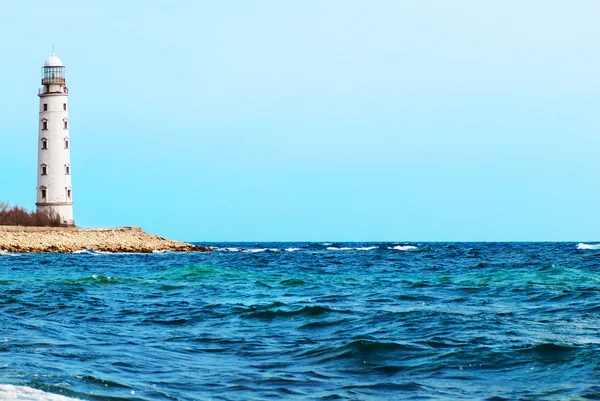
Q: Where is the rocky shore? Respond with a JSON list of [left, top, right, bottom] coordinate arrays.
[[0, 226, 212, 253]]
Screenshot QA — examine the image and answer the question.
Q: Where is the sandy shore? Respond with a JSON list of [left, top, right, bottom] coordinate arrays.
[[0, 226, 211, 253]]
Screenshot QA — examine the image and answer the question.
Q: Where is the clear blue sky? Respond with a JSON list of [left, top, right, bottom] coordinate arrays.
[[1, 0, 599, 241]]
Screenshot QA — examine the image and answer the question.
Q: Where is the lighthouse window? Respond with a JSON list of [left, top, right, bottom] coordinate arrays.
[[41, 165, 47, 176], [64, 138, 69, 149], [63, 103, 67, 111], [43, 104, 47, 111], [64, 120, 68, 130], [41, 138, 48, 150], [42, 120, 48, 130], [65, 165, 70, 175], [67, 189, 72, 198], [41, 188, 47, 199]]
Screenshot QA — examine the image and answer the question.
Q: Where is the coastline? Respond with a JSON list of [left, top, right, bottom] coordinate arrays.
[[0, 226, 211, 253]]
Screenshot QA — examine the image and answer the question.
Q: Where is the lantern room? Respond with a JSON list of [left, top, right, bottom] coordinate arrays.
[[41, 54, 65, 86]]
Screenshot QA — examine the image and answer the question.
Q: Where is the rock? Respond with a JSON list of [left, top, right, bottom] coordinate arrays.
[[0, 226, 213, 254]]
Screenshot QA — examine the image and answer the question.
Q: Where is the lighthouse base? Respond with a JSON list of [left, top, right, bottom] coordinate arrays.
[[36, 203, 74, 226]]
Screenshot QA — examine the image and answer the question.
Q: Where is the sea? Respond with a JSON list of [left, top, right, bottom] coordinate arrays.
[[1, 242, 600, 401]]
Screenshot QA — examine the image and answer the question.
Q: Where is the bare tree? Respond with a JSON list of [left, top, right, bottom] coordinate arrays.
[[0, 203, 67, 227]]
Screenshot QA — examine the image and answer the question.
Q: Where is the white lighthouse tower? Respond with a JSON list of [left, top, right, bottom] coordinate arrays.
[[36, 53, 74, 226]]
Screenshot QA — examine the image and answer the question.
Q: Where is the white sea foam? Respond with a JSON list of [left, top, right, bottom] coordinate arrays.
[[72, 249, 120, 255], [72, 249, 151, 256], [91, 274, 114, 280], [243, 248, 279, 253], [389, 245, 418, 251], [0, 251, 18, 257], [327, 246, 377, 251], [245, 248, 267, 253], [72, 249, 116, 255], [220, 247, 241, 252], [0, 385, 78, 401], [216, 247, 279, 253], [285, 248, 301, 252], [72, 249, 91, 254], [577, 243, 600, 250]]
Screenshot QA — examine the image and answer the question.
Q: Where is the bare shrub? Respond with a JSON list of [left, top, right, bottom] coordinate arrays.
[[0, 203, 65, 227]]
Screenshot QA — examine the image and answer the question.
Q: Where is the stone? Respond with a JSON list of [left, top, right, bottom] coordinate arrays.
[[0, 226, 212, 254]]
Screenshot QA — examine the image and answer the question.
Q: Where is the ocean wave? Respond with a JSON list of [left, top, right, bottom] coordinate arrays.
[[242, 303, 345, 320], [517, 343, 579, 356], [244, 248, 279, 253], [148, 264, 239, 282], [0, 385, 78, 401], [389, 245, 418, 251], [72, 249, 159, 255], [216, 247, 248, 252], [0, 251, 19, 257], [300, 339, 419, 364], [72, 249, 122, 255], [72, 249, 126, 255], [215, 247, 279, 253], [280, 278, 306, 286], [577, 243, 600, 250], [214, 244, 414, 252], [91, 274, 116, 282], [326, 246, 378, 251], [342, 339, 417, 353], [61, 274, 132, 286]]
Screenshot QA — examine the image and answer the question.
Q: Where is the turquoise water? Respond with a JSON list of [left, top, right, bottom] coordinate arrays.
[[1, 242, 600, 400]]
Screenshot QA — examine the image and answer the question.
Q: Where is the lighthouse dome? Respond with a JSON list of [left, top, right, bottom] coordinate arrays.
[[44, 54, 63, 67]]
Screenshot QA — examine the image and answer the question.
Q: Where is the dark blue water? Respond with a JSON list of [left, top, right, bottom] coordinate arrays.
[[1, 242, 600, 400]]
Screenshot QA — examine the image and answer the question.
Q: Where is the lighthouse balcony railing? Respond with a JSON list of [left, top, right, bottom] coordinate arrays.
[[39, 86, 68, 95], [42, 77, 66, 86]]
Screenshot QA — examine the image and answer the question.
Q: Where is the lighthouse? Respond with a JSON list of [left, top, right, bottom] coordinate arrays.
[[36, 53, 74, 226]]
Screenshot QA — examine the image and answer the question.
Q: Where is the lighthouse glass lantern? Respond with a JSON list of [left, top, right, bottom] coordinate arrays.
[[42, 65, 65, 86]]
